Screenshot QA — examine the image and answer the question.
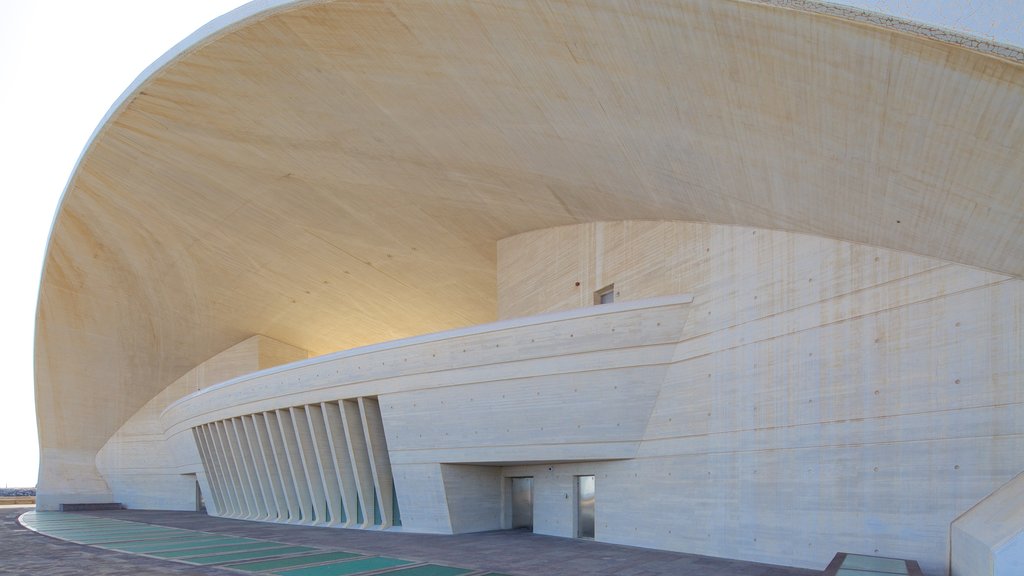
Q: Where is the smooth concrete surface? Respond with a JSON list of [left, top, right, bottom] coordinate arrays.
[[6, 507, 819, 576], [94, 335, 307, 511], [85, 221, 1023, 575], [36, 0, 1024, 516], [162, 296, 692, 534], [496, 221, 1024, 575], [32, 0, 1024, 574], [951, 471, 1024, 576]]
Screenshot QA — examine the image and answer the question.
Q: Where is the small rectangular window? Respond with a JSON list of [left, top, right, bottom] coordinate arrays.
[[594, 284, 614, 305]]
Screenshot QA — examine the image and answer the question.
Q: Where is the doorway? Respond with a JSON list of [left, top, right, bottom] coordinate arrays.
[[510, 477, 533, 530], [576, 475, 595, 538]]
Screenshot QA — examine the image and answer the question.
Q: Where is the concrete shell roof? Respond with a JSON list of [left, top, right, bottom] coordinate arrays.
[[36, 0, 1024, 484]]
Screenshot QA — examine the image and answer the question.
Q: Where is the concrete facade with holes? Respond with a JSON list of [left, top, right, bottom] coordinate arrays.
[[34, 2, 1024, 576]]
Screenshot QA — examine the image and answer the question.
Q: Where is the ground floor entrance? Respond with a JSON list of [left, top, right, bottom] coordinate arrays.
[[510, 476, 533, 530]]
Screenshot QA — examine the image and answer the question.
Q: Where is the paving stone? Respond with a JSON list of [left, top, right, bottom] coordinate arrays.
[[4, 507, 819, 576]]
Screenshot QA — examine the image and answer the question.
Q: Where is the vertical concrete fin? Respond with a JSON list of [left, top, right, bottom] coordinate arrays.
[[324, 401, 359, 527], [192, 426, 223, 516], [360, 396, 395, 529], [290, 406, 328, 525], [233, 418, 265, 519], [213, 420, 246, 518], [240, 415, 273, 519], [264, 410, 300, 522], [277, 408, 313, 523], [250, 413, 285, 521], [306, 403, 344, 526], [206, 423, 237, 517], [341, 398, 376, 528]]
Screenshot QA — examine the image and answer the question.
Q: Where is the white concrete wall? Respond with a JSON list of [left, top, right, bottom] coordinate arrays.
[[952, 472, 1024, 576], [497, 221, 1024, 575], [95, 335, 306, 510], [144, 221, 1020, 576], [160, 297, 693, 533], [440, 464, 503, 534], [391, 463, 452, 534]]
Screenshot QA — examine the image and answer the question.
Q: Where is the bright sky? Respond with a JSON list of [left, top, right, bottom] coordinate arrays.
[[0, 1, 1019, 489], [0, 0, 248, 488]]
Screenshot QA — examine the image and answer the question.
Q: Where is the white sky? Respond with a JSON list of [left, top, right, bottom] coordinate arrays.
[[0, 1, 1019, 489]]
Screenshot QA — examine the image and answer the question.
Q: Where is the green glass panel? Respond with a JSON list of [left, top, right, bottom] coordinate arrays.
[[373, 490, 381, 526], [356, 496, 363, 524], [226, 551, 360, 572], [836, 570, 906, 576], [104, 536, 243, 552], [392, 484, 401, 527], [841, 555, 909, 574], [153, 541, 282, 559], [382, 565, 473, 576], [187, 546, 314, 565], [276, 556, 411, 576]]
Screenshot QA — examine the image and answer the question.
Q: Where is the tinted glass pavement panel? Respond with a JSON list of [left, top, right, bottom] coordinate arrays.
[[153, 540, 290, 558], [275, 556, 412, 576], [225, 551, 362, 572], [377, 565, 474, 576], [101, 535, 248, 552], [835, 565, 909, 569], [840, 555, 909, 574], [185, 545, 316, 565]]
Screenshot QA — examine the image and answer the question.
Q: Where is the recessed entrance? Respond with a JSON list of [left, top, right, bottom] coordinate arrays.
[[510, 477, 533, 530], [576, 475, 595, 539]]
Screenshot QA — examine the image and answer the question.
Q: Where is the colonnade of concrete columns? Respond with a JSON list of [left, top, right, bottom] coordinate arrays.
[[192, 397, 397, 528]]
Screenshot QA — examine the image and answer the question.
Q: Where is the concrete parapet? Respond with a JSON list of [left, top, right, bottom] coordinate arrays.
[[951, 471, 1024, 576]]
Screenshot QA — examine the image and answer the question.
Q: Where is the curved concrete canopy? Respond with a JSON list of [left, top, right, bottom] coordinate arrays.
[[36, 0, 1024, 497]]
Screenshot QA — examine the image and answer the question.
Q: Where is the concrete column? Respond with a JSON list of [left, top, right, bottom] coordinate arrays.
[[290, 406, 329, 526], [306, 403, 345, 526], [341, 398, 376, 528], [240, 415, 274, 520], [263, 410, 301, 523], [277, 408, 313, 524], [360, 396, 395, 528], [251, 412, 287, 521], [323, 401, 359, 527]]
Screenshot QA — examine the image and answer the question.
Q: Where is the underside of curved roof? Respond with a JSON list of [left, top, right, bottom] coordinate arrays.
[[35, 0, 1024, 489]]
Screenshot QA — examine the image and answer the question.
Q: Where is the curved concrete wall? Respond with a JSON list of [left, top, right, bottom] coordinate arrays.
[[161, 296, 694, 532], [36, 0, 1024, 511], [498, 221, 1023, 574], [951, 471, 1024, 576], [89, 220, 1023, 575], [95, 335, 307, 510]]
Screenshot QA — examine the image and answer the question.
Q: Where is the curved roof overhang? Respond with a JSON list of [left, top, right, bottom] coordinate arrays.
[[35, 0, 1024, 493]]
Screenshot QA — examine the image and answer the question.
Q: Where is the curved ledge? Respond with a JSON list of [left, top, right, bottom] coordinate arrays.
[[164, 293, 693, 418], [42, 0, 1024, 272]]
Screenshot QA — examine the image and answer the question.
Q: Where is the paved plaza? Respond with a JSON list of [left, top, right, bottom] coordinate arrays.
[[2, 506, 818, 576]]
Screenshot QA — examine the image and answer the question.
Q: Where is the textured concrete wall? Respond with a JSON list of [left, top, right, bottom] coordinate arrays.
[[145, 220, 1021, 575], [952, 472, 1024, 576], [161, 297, 692, 534], [498, 221, 1024, 575], [441, 465, 503, 534], [95, 336, 306, 510]]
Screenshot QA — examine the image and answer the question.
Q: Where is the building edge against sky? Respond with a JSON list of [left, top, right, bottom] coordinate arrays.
[[34, 2, 1023, 576]]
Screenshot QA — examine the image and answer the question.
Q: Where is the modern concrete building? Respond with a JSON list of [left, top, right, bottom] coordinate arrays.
[[34, 2, 1023, 575]]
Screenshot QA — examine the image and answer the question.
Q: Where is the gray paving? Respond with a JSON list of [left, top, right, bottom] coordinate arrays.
[[3, 506, 819, 576]]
